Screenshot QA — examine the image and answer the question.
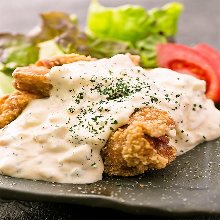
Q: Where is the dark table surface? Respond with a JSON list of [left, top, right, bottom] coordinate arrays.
[[0, 0, 220, 219]]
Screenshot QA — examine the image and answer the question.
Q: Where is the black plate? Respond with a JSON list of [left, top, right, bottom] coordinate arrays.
[[1, 0, 220, 217], [1, 138, 220, 215]]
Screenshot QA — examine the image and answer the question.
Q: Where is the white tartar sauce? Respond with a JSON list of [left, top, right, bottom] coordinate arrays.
[[0, 54, 220, 184]]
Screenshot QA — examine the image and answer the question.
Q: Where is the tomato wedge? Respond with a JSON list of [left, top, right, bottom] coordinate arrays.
[[194, 43, 220, 78], [157, 43, 220, 102]]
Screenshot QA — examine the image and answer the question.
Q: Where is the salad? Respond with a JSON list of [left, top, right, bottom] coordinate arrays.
[[0, 0, 220, 103], [0, 1, 183, 92]]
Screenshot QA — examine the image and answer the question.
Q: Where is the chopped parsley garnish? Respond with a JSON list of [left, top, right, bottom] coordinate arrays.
[[111, 120, 118, 124], [75, 92, 84, 104], [150, 96, 158, 103]]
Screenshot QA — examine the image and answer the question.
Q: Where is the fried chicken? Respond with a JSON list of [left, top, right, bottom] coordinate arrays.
[[101, 107, 176, 176], [0, 91, 41, 128], [13, 66, 51, 97], [3, 54, 98, 129], [13, 53, 140, 97], [12, 54, 95, 97], [0, 53, 176, 177], [35, 53, 96, 69]]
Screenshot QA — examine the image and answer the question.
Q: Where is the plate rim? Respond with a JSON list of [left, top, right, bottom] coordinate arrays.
[[1, 174, 220, 216]]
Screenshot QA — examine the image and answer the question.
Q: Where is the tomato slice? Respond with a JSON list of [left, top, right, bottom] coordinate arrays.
[[194, 43, 220, 78], [157, 43, 220, 102]]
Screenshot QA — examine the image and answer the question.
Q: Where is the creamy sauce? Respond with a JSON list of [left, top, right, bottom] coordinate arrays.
[[0, 54, 220, 184]]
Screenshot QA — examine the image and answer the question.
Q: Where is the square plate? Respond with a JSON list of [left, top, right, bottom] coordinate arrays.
[[1, 138, 220, 215], [0, 0, 220, 215]]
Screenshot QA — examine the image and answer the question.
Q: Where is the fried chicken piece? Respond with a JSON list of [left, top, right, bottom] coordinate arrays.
[[35, 53, 96, 69], [126, 53, 140, 66], [1, 53, 176, 177], [13, 66, 50, 97], [101, 107, 176, 176], [12, 54, 96, 97], [12, 53, 139, 97], [0, 91, 41, 128]]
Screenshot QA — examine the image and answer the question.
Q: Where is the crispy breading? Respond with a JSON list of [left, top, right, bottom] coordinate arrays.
[[0, 91, 41, 128], [13, 66, 50, 96], [13, 53, 140, 97], [12, 54, 96, 96], [35, 53, 96, 69], [126, 53, 140, 66], [101, 107, 176, 176], [35, 53, 139, 68]]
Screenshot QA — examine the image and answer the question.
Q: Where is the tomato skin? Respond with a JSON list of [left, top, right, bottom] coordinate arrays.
[[157, 43, 220, 102], [194, 43, 220, 78]]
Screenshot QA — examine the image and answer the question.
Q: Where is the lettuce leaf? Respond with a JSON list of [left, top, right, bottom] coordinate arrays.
[[147, 3, 183, 36], [30, 11, 90, 56], [88, 37, 137, 58], [0, 12, 90, 78], [0, 72, 13, 95], [135, 35, 167, 68], [29, 12, 77, 43], [87, 1, 183, 41], [0, 34, 39, 73], [38, 40, 64, 59], [87, 0, 150, 43], [86, 1, 183, 67], [55, 30, 89, 55]]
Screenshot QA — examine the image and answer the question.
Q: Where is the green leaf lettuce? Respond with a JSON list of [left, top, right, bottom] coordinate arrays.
[[86, 0, 183, 67], [147, 2, 183, 36], [0, 34, 39, 73], [30, 11, 89, 55], [87, 0, 150, 42], [0, 72, 13, 96]]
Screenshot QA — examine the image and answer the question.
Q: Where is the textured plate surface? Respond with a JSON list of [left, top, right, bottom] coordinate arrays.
[[1, 138, 220, 215]]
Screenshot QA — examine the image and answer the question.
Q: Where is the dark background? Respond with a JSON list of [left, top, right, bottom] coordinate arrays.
[[0, 0, 220, 219]]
